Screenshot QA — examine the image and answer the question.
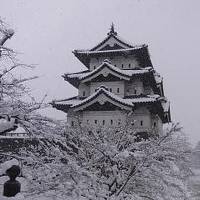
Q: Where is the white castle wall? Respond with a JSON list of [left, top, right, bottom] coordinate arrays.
[[78, 83, 90, 98], [90, 81, 124, 97], [78, 79, 150, 99], [125, 79, 144, 96], [90, 55, 139, 71], [67, 106, 163, 134]]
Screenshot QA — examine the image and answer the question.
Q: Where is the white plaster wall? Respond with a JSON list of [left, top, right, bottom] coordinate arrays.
[[144, 86, 154, 95], [127, 107, 151, 129], [78, 83, 90, 98], [82, 110, 127, 126], [125, 79, 144, 96], [89, 55, 139, 71], [67, 110, 127, 127], [67, 109, 83, 127], [67, 107, 163, 134], [110, 55, 139, 69], [90, 81, 125, 97], [151, 114, 163, 134]]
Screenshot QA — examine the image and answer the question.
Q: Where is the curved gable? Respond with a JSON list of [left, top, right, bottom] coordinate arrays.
[[81, 62, 131, 83], [73, 87, 134, 112], [92, 35, 131, 51], [73, 92, 132, 112]]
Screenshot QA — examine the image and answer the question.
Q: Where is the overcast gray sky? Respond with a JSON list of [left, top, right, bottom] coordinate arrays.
[[1, 0, 200, 145]]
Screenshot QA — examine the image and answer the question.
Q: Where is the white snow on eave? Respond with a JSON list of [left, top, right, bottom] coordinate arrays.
[[53, 99, 81, 105], [114, 34, 146, 49], [75, 46, 145, 54], [87, 33, 146, 51], [67, 62, 152, 79], [57, 87, 160, 108]]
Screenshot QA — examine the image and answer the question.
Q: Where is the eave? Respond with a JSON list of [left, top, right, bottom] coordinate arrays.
[[51, 88, 170, 123], [63, 62, 153, 88], [90, 32, 134, 51], [73, 45, 152, 68]]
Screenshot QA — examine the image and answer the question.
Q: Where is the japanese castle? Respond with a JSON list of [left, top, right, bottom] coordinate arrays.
[[52, 25, 171, 133]]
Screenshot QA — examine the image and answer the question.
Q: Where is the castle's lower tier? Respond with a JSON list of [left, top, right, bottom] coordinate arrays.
[[67, 108, 163, 134]]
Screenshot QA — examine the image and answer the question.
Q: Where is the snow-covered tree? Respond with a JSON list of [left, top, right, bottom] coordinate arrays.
[[0, 19, 192, 200], [17, 123, 191, 200], [0, 19, 59, 137]]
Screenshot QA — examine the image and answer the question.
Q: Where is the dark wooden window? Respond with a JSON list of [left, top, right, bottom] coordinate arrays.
[[95, 120, 97, 124], [129, 63, 131, 68], [134, 89, 137, 94], [83, 91, 86, 96], [154, 122, 157, 127], [102, 120, 105, 125], [71, 121, 74, 127], [117, 88, 120, 93], [121, 64, 124, 68], [110, 88, 112, 92], [94, 66, 96, 69], [140, 120, 143, 126], [111, 119, 113, 125]]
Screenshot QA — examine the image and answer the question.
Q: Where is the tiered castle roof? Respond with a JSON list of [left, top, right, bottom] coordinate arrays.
[[52, 24, 171, 124], [73, 24, 152, 68]]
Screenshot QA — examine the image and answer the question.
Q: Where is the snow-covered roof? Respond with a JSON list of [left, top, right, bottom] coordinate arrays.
[[64, 61, 152, 81], [53, 86, 160, 108], [52, 86, 170, 122], [72, 25, 152, 68], [75, 46, 147, 55], [89, 24, 146, 51]]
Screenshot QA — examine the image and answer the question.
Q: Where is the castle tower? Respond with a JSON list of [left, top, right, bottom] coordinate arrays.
[[52, 25, 171, 134]]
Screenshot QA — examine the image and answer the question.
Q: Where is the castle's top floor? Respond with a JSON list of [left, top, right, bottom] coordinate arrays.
[[73, 24, 152, 70]]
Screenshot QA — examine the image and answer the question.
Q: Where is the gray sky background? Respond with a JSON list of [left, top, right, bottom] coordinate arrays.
[[1, 0, 200, 145]]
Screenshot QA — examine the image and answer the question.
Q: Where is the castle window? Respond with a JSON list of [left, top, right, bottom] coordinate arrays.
[[134, 89, 137, 94], [111, 119, 113, 125], [87, 120, 89, 124], [94, 66, 96, 70], [110, 88, 112, 92], [95, 89, 98, 92], [71, 121, 74, 127], [102, 120, 105, 125], [129, 64, 131, 68], [121, 64, 124, 68], [95, 120, 97, 124], [114, 64, 116, 67], [140, 120, 143, 126], [117, 88, 120, 93], [153, 122, 157, 127], [83, 91, 86, 96]]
